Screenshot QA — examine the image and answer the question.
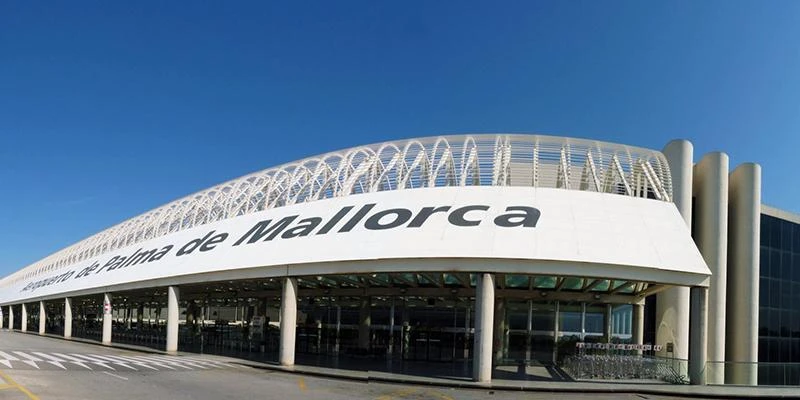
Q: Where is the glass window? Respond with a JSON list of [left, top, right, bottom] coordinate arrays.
[[761, 215, 772, 247], [782, 310, 792, 338], [793, 253, 800, 282], [760, 277, 769, 307], [794, 223, 800, 252], [770, 249, 781, 279], [761, 249, 770, 278], [770, 279, 780, 309], [770, 338, 780, 361], [759, 307, 769, 336], [783, 221, 792, 251], [783, 252, 792, 280], [771, 218, 782, 249]]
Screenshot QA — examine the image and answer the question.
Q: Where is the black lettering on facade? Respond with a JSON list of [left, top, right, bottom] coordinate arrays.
[[178, 231, 217, 256], [317, 206, 353, 234], [122, 248, 158, 267], [200, 233, 228, 252], [338, 204, 375, 232], [76, 261, 100, 279], [494, 206, 541, 227], [448, 205, 489, 226], [233, 216, 298, 246], [365, 208, 413, 230], [407, 206, 451, 228], [149, 245, 173, 262], [282, 217, 323, 239]]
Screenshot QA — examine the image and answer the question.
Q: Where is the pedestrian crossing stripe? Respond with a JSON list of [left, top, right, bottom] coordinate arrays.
[[0, 350, 238, 372]]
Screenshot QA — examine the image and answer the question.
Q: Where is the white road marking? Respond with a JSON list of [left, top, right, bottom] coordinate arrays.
[[0, 360, 12, 369], [130, 355, 186, 369], [125, 356, 175, 370], [70, 354, 116, 370], [149, 355, 206, 369], [105, 355, 159, 370], [51, 353, 93, 370], [89, 354, 138, 370], [32, 352, 68, 370], [0, 351, 19, 361], [102, 371, 129, 381], [13, 351, 41, 361]]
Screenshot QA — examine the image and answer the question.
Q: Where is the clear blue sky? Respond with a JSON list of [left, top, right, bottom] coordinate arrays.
[[1, 1, 799, 276]]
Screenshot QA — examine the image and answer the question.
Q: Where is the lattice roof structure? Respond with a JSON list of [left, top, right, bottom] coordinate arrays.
[[1, 134, 672, 288]]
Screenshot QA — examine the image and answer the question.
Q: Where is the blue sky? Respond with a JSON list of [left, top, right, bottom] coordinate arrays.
[[1, 1, 799, 276]]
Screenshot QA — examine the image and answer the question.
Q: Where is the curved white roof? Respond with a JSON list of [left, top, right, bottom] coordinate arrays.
[[1, 134, 673, 289]]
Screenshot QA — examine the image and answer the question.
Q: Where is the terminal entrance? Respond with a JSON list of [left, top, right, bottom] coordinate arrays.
[[20, 272, 646, 375]]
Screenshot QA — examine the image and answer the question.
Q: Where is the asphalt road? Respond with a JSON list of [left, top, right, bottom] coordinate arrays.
[[0, 331, 671, 400]]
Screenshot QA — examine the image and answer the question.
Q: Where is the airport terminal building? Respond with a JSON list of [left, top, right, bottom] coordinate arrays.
[[0, 134, 796, 386]]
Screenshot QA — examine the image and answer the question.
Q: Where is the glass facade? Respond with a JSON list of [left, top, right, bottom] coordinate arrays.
[[759, 214, 800, 371]]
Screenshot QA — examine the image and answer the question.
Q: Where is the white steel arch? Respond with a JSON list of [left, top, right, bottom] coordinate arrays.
[[1, 134, 672, 288]]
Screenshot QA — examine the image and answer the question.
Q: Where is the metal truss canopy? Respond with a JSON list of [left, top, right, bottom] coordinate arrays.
[[3, 134, 672, 288]]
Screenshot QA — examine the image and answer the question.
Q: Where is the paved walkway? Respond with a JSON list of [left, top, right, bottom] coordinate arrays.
[[9, 330, 800, 398]]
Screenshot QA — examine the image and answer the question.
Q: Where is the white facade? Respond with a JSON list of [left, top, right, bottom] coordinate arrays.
[[0, 134, 768, 385]]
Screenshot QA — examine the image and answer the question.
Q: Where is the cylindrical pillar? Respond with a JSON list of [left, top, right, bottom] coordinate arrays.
[[693, 152, 729, 384], [689, 286, 708, 385], [726, 163, 761, 385], [0, 305, 4, 329], [39, 300, 46, 335], [166, 286, 180, 353], [632, 303, 644, 355], [9, 305, 15, 331], [358, 296, 371, 351], [473, 273, 495, 382], [279, 277, 298, 366], [605, 304, 613, 343], [21, 303, 28, 332], [657, 139, 693, 361], [64, 298, 72, 339], [102, 293, 112, 345]]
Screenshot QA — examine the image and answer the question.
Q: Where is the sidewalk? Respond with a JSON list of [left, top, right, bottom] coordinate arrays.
[[11, 330, 800, 399]]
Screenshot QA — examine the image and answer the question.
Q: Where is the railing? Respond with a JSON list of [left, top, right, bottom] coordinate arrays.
[[562, 354, 688, 383], [707, 361, 800, 386]]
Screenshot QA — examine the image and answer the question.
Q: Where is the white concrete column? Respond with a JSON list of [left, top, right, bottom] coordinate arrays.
[[689, 286, 708, 385], [102, 293, 112, 345], [0, 305, 4, 329], [605, 304, 613, 342], [21, 303, 27, 332], [473, 273, 495, 383], [39, 301, 46, 335], [693, 152, 729, 384], [358, 296, 371, 351], [167, 286, 180, 353], [658, 139, 693, 361], [632, 303, 644, 355], [64, 298, 72, 339], [726, 163, 761, 385], [279, 277, 298, 366], [9, 306, 14, 331]]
